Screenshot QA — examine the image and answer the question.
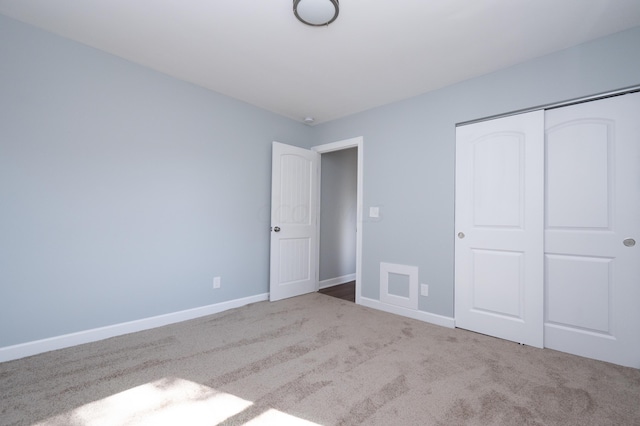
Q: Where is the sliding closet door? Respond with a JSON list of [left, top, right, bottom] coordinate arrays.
[[544, 92, 640, 368], [455, 111, 544, 348]]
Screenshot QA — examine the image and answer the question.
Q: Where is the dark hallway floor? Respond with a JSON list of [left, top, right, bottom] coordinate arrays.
[[318, 281, 355, 302]]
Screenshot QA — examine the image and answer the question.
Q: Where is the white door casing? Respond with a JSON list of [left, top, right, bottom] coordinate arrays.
[[455, 111, 545, 348], [544, 92, 640, 368], [312, 137, 364, 305], [269, 142, 319, 301]]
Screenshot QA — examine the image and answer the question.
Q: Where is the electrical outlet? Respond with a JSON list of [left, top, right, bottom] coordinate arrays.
[[213, 276, 221, 289], [420, 283, 429, 297]]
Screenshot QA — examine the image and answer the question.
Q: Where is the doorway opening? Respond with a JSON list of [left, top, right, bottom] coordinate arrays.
[[318, 281, 355, 302], [312, 137, 363, 304]]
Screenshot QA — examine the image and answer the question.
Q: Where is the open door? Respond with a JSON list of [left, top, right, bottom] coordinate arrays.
[[269, 142, 319, 301]]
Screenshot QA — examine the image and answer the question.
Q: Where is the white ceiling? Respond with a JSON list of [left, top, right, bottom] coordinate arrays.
[[1, 0, 640, 125]]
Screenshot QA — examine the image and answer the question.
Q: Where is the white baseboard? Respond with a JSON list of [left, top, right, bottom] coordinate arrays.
[[319, 273, 356, 289], [0, 293, 269, 363], [359, 297, 455, 329]]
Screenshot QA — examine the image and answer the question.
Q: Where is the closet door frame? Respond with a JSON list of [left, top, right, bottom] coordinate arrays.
[[454, 88, 640, 367]]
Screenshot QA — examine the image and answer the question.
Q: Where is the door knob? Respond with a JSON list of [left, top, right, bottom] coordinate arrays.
[[623, 238, 635, 247], [274, 226, 281, 232], [457, 232, 465, 239]]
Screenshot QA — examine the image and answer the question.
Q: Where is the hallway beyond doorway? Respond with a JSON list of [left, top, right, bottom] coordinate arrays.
[[318, 282, 355, 302]]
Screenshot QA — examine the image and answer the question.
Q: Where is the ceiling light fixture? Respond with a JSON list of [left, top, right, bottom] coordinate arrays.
[[293, 0, 339, 26]]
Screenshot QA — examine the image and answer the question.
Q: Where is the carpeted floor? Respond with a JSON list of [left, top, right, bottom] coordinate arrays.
[[1, 293, 639, 425]]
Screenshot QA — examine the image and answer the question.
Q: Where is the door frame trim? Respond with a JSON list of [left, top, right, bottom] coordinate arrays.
[[312, 136, 364, 304]]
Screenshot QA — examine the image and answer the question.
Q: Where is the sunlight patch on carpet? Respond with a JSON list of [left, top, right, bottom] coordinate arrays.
[[38, 378, 252, 425], [245, 409, 322, 425]]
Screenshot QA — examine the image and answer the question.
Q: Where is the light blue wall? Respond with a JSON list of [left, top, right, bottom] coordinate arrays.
[[2, 12, 639, 348], [0, 15, 312, 347], [319, 148, 357, 282], [312, 26, 640, 317]]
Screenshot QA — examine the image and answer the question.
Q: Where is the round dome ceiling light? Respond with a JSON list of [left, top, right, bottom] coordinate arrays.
[[293, 0, 339, 26]]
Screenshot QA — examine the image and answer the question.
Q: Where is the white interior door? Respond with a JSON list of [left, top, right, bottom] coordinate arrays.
[[455, 111, 545, 348], [544, 92, 640, 368], [270, 142, 319, 302]]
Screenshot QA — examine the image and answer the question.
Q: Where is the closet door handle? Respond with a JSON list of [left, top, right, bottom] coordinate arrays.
[[623, 238, 635, 247], [457, 232, 465, 239]]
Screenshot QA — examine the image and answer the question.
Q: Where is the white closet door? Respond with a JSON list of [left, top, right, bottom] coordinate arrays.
[[544, 92, 640, 368], [455, 111, 544, 348]]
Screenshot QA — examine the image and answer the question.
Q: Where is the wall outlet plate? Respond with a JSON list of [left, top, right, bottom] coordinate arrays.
[[213, 276, 221, 289]]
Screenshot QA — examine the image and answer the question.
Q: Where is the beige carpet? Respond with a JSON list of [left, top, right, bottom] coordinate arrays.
[[1, 293, 639, 425]]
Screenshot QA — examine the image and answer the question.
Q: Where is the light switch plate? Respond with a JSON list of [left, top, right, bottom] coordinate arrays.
[[420, 284, 429, 297], [369, 206, 379, 218]]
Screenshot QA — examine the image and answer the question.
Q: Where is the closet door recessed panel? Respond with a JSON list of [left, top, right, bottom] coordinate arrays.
[[546, 120, 612, 230], [473, 134, 524, 229]]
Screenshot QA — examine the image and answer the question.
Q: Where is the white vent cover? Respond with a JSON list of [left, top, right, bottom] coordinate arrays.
[[380, 262, 418, 309]]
